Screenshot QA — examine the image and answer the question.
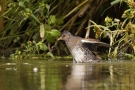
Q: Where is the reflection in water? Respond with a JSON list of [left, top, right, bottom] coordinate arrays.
[[0, 60, 135, 90], [64, 64, 104, 90]]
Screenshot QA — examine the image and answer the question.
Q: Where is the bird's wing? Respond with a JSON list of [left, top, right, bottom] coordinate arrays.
[[81, 39, 112, 51]]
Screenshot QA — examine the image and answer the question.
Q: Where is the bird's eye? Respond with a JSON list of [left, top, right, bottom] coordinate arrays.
[[62, 35, 65, 37]]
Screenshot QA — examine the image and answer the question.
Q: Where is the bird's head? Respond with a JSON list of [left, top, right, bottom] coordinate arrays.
[[57, 30, 72, 41]]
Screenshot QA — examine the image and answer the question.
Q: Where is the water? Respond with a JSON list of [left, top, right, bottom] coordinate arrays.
[[0, 59, 135, 90]]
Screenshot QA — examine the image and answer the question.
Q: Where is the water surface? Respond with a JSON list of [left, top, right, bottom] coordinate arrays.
[[0, 59, 135, 90]]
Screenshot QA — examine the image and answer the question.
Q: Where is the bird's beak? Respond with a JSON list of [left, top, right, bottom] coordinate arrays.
[[57, 36, 62, 41]]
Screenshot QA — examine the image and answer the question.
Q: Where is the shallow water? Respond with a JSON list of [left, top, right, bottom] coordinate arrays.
[[0, 59, 135, 90]]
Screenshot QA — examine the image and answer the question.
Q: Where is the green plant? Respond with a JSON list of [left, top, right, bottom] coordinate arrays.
[[0, 0, 62, 47], [9, 41, 55, 59], [0, 0, 64, 58], [87, 0, 135, 59]]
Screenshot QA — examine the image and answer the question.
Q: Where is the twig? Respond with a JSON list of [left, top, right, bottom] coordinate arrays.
[[85, 18, 91, 38], [78, 1, 91, 17], [63, 0, 89, 19], [60, 12, 80, 31], [75, 19, 87, 35]]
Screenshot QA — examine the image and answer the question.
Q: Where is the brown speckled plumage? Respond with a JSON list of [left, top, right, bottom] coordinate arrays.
[[58, 30, 111, 63]]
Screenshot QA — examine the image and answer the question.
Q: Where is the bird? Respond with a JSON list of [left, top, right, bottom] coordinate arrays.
[[58, 30, 112, 63]]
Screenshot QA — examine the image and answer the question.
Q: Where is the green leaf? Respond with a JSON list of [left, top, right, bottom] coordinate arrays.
[[19, 1, 25, 7], [48, 15, 56, 24], [46, 52, 54, 58], [37, 42, 48, 51], [50, 29, 60, 37], [56, 18, 64, 25], [46, 35, 56, 43], [45, 24, 51, 31], [111, 0, 120, 6], [45, 4, 50, 11], [31, 14, 40, 24], [40, 23, 45, 38], [25, 0, 30, 2], [14, 37, 20, 42], [39, 44, 48, 51]]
